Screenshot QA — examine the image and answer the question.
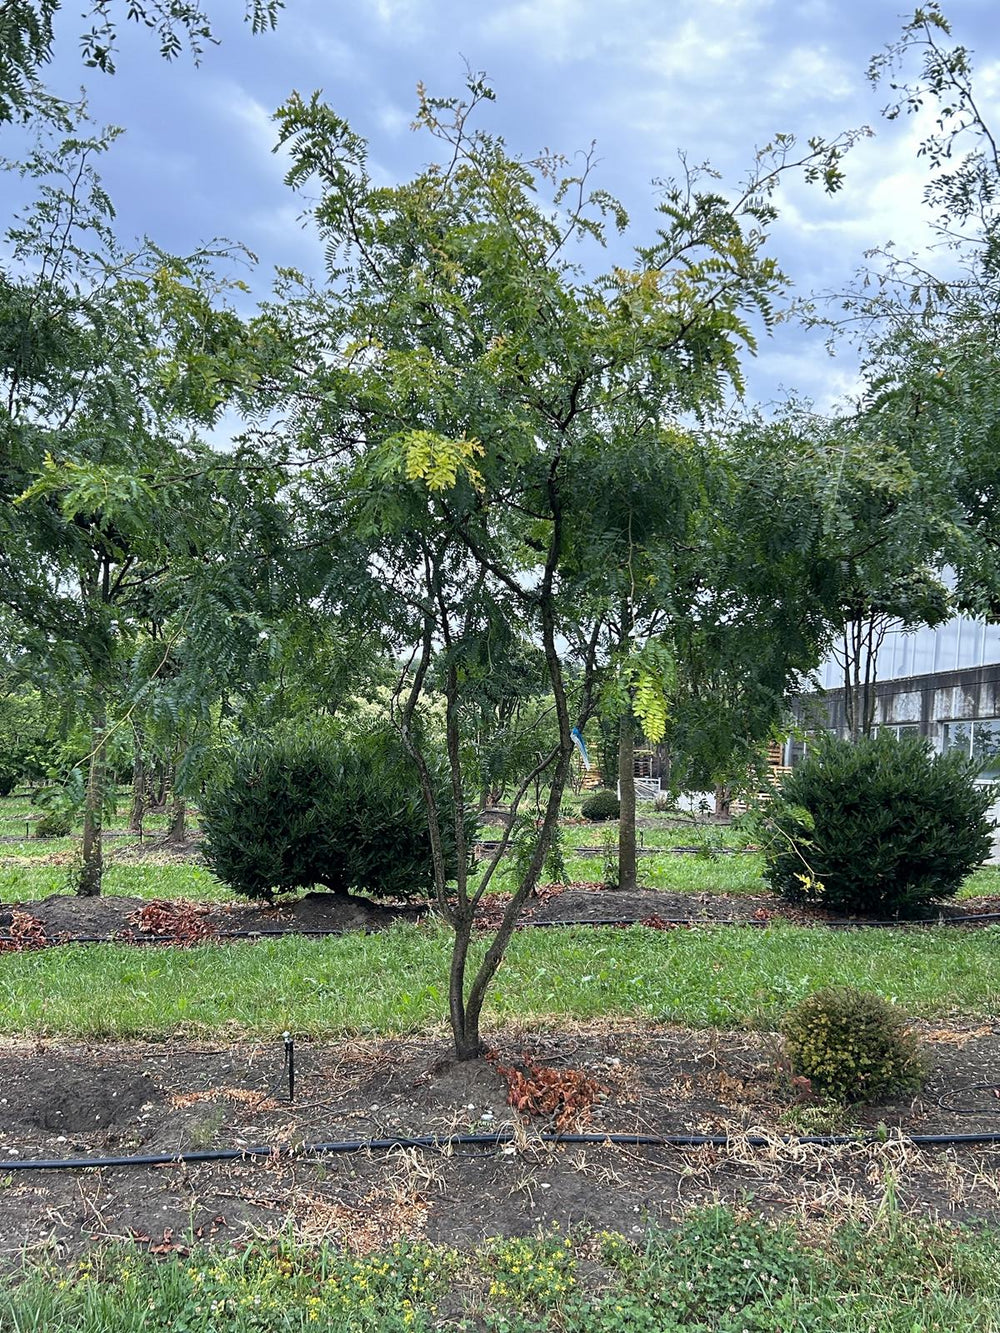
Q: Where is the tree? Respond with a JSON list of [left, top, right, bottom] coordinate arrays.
[[1, 107, 282, 891], [0, 0, 282, 122], [805, 5, 1000, 647], [787, 409, 956, 740], [262, 80, 858, 1059]]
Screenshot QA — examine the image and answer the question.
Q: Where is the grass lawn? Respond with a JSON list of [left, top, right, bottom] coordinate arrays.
[[4, 849, 998, 904], [4, 1205, 999, 1331], [1, 919, 997, 1039], [0, 790, 177, 839], [4, 792, 999, 903], [0, 859, 231, 903]]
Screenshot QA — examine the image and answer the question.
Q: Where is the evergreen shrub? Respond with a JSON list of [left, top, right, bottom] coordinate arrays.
[[780, 986, 925, 1104], [581, 788, 620, 821], [765, 733, 995, 916], [33, 810, 72, 838], [201, 727, 475, 902]]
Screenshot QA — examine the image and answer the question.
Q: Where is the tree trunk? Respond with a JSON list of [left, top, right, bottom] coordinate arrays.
[[78, 695, 106, 896], [448, 912, 481, 1061], [149, 762, 168, 812], [714, 785, 732, 819], [617, 709, 637, 892], [166, 792, 186, 844], [128, 730, 145, 834]]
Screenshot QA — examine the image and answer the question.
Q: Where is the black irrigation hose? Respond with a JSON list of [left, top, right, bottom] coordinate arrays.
[[938, 1083, 1000, 1115], [5, 909, 1000, 949], [5, 1128, 1000, 1173]]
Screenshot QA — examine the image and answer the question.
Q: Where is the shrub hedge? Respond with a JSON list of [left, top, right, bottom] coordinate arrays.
[[765, 733, 995, 916], [201, 727, 475, 902]]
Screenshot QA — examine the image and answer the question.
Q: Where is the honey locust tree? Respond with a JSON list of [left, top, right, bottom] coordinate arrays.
[[265, 79, 857, 1060], [567, 419, 843, 888], [1, 111, 280, 893], [0, 0, 282, 123]]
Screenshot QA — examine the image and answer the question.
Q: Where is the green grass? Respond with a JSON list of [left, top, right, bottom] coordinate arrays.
[[638, 851, 769, 895], [0, 788, 189, 840], [0, 860, 230, 904], [1, 919, 997, 1040], [3, 789, 997, 905], [4, 1206, 1000, 1331], [0, 846, 996, 909]]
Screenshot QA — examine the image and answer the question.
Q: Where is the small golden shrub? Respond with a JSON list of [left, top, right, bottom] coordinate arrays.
[[780, 987, 925, 1105]]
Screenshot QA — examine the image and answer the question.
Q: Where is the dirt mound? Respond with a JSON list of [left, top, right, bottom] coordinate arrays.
[[0, 895, 151, 939], [1, 1059, 159, 1134], [0, 891, 423, 942], [212, 892, 424, 936]]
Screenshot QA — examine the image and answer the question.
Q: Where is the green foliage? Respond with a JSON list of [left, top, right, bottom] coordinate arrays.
[[581, 789, 621, 822], [543, 822, 567, 886], [598, 1207, 817, 1330], [0, 688, 64, 787], [780, 986, 925, 1104], [200, 726, 474, 902], [765, 733, 995, 915], [0, 0, 281, 121], [6, 1208, 1000, 1331], [4, 1206, 1000, 1331], [33, 809, 71, 837], [600, 826, 619, 890]]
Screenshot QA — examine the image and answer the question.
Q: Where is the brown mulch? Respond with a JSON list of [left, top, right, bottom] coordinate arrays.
[[0, 891, 423, 943], [0, 1021, 998, 1256], [3, 883, 1000, 948]]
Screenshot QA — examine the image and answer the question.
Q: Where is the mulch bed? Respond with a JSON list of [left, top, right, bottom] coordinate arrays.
[[0, 891, 422, 943], [0, 1021, 998, 1256], [3, 883, 1000, 948]]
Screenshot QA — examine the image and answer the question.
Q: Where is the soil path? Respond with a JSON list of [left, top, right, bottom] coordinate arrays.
[[5, 884, 1000, 945], [0, 1022, 997, 1256]]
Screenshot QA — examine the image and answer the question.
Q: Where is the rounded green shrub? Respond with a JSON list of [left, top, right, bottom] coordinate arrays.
[[200, 727, 475, 902], [33, 810, 72, 838], [581, 788, 620, 821], [765, 733, 995, 916], [780, 986, 925, 1104]]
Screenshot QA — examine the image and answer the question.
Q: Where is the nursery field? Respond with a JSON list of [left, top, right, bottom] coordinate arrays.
[[2, 792, 1000, 1331]]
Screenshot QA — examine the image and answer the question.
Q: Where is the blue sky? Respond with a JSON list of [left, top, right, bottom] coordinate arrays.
[[36, 0, 1000, 414]]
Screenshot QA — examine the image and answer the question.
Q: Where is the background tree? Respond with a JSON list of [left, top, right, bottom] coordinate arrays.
[[0, 0, 282, 122]]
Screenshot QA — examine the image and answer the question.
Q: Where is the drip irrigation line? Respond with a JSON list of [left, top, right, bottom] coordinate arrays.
[[4, 908, 1000, 950], [937, 1083, 1000, 1115], [5, 1127, 1000, 1173]]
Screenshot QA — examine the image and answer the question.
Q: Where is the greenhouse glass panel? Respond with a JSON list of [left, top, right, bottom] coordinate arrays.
[[972, 720, 1000, 780]]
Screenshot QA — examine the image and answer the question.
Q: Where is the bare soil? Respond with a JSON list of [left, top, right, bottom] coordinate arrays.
[[0, 892, 422, 941], [1, 1021, 999, 1258], [5, 883, 1000, 946]]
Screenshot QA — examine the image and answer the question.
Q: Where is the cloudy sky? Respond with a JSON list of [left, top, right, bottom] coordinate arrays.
[[36, 0, 1000, 413]]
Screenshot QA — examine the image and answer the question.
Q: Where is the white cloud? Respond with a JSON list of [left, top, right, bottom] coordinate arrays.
[[766, 44, 853, 103], [640, 3, 768, 84], [480, 0, 594, 62], [377, 101, 412, 136]]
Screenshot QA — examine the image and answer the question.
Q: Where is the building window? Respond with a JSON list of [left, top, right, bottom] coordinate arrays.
[[877, 724, 921, 741], [941, 719, 1000, 780]]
